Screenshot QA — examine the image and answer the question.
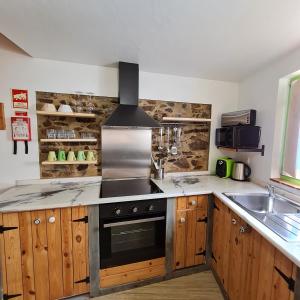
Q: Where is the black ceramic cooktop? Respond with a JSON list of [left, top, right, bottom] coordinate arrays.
[[100, 178, 163, 198]]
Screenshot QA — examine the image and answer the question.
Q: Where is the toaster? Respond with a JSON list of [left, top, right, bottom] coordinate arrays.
[[216, 158, 234, 178]]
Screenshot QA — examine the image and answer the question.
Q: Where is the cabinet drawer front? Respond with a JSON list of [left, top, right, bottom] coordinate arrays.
[[100, 264, 165, 288], [100, 258, 165, 277]]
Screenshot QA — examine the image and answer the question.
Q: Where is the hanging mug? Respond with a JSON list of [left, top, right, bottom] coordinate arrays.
[[57, 150, 66, 161], [47, 151, 57, 162], [67, 151, 76, 162], [86, 151, 95, 161], [77, 150, 86, 161]]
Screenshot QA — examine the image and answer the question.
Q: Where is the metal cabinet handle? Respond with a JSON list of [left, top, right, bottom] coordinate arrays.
[[180, 217, 186, 223], [231, 218, 237, 225], [190, 200, 197, 206], [48, 216, 56, 224], [34, 218, 41, 225]]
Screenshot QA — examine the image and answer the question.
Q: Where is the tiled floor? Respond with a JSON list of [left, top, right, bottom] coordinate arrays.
[[94, 271, 223, 300]]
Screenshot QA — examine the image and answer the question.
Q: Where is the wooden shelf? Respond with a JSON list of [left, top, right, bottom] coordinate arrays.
[[161, 117, 211, 123], [41, 160, 97, 165], [217, 145, 265, 156], [40, 138, 97, 143], [36, 111, 96, 118]]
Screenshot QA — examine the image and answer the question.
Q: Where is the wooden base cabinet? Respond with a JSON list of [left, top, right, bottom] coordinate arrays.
[[212, 196, 297, 300], [0, 207, 89, 300], [174, 195, 208, 270]]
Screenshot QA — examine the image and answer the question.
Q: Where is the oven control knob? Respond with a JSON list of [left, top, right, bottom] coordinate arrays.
[[115, 208, 121, 216], [148, 205, 154, 211], [132, 207, 138, 213]]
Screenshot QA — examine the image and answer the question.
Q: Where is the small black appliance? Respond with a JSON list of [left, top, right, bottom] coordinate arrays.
[[215, 125, 261, 148]]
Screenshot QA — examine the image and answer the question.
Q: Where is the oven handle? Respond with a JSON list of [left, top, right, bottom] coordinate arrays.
[[103, 216, 165, 228]]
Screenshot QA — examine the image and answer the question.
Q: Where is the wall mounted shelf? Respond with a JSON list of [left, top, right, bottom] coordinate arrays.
[[217, 145, 265, 156], [36, 111, 96, 119], [40, 138, 97, 143], [41, 161, 97, 165], [161, 117, 211, 123]]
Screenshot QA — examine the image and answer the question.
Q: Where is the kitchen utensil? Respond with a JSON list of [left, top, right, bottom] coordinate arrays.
[[47, 151, 57, 162], [216, 157, 234, 178], [67, 151, 76, 162], [170, 127, 178, 155], [57, 150, 66, 161], [41, 103, 57, 113], [77, 150, 86, 161], [165, 127, 171, 153], [86, 151, 95, 161], [58, 104, 73, 113], [231, 161, 251, 181], [158, 127, 164, 151]]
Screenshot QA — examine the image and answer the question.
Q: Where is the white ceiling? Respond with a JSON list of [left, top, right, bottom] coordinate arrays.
[[1, 0, 300, 81]]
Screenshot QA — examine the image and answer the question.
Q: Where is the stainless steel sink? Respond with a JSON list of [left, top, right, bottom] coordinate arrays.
[[224, 192, 300, 242], [225, 193, 300, 214]]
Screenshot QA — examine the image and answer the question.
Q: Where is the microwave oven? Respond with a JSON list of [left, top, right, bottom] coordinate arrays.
[[215, 125, 261, 148]]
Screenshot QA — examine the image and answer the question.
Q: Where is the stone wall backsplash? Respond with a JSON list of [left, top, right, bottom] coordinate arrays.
[[36, 92, 211, 178]]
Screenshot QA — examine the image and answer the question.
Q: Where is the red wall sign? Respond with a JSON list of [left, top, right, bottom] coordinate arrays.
[[12, 89, 28, 109]]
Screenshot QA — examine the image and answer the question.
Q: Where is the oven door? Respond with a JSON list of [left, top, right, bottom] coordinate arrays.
[[100, 213, 166, 269]]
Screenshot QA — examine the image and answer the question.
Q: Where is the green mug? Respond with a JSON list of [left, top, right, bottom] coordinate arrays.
[[86, 151, 95, 161], [77, 150, 86, 161], [47, 151, 57, 162], [57, 150, 66, 161]]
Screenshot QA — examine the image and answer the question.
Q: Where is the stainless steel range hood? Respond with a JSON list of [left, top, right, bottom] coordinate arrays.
[[103, 62, 160, 128]]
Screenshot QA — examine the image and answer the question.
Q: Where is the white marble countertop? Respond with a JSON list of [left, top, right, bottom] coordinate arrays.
[[1, 174, 300, 267]]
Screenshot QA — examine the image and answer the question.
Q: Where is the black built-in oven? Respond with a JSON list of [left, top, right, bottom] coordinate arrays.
[[99, 199, 166, 269]]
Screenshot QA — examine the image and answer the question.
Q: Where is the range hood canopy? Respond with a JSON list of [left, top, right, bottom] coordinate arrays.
[[103, 62, 160, 128]]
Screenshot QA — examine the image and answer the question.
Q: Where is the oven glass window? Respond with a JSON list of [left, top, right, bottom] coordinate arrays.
[[100, 216, 166, 268], [111, 222, 155, 253]]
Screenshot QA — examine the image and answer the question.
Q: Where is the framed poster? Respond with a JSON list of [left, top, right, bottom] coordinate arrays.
[[12, 89, 28, 109]]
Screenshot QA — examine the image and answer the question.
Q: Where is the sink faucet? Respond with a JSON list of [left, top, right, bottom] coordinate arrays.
[[266, 184, 275, 198]]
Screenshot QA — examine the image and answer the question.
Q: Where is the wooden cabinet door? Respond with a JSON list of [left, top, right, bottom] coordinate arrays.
[[1, 207, 89, 300], [211, 197, 231, 290], [271, 249, 295, 300], [194, 205, 207, 265], [174, 195, 208, 270], [185, 209, 197, 267], [174, 210, 187, 269], [1, 213, 23, 300]]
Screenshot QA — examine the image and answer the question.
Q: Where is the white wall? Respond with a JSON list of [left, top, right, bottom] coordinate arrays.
[[237, 47, 300, 185], [0, 35, 238, 189]]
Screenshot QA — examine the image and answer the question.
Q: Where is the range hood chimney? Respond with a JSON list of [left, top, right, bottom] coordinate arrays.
[[103, 62, 160, 128]]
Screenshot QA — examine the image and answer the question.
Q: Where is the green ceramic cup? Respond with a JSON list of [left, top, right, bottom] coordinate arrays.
[[86, 151, 95, 161], [57, 150, 66, 161], [77, 150, 86, 161], [67, 151, 76, 162]]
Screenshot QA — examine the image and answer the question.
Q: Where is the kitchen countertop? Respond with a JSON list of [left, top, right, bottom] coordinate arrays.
[[0, 175, 263, 212], [1, 174, 300, 268]]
